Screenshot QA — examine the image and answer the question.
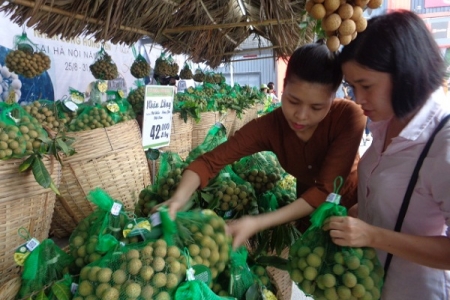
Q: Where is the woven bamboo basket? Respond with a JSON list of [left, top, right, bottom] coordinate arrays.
[[266, 247, 293, 300], [218, 110, 236, 138], [191, 111, 220, 149], [159, 112, 193, 160], [49, 119, 151, 239], [0, 276, 21, 300], [230, 105, 259, 136], [0, 156, 61, 286]]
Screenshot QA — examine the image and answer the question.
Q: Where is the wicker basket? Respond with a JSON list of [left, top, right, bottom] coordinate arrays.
[[230, 106, 259, 136], [0, 156, 61, 286], [49, 120, 151, 239], [191, 111, 220, 149], [159, 113, 193, 160], [218, 110, 236, 138], [0, 276, 21, 300], [266, 248, 293, 300]]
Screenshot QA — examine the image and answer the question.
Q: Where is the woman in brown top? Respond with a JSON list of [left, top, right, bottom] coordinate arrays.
[[162, 41, 366, 248]]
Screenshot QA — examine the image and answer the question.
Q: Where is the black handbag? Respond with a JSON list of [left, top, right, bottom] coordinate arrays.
[[384, 114, 450, 277]]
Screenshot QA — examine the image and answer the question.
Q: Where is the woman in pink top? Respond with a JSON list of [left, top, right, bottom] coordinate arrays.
[[324, 11, 450, 299]]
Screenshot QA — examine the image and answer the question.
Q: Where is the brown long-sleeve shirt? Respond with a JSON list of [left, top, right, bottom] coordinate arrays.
[[187, 99, 365, 209]]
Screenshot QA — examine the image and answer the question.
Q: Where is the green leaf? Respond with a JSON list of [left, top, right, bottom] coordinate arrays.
[[255, 255, 290, 270], [51, 282, 71, 300], [50, 180, 61, 195], [31, 156, 52, 188], [35, 290, 49, 300], [56, 138, 70, 155], [19, 154, 36, 172]]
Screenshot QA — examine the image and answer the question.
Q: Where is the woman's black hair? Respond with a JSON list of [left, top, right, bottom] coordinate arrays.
[[284, 40, 343, 91], [340, 10, 445, 118]]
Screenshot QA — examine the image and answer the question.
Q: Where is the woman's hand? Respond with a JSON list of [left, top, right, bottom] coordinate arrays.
[[227, 216, 262, 249], [322, 216, 375, 248], [151, 195, 186, 220]]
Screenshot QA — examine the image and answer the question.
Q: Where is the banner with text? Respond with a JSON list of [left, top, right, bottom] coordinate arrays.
[[0, 11, 138, 104]]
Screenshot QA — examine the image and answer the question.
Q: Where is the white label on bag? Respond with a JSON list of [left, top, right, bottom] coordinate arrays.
[[150, 212, 162, 226], [326, 193, 341, 205], [111, 203, 122, 216], [71, 283, 78, 294], [26, 238, 40, 252]]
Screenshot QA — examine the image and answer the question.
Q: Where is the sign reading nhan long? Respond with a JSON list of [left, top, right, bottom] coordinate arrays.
[[142, 85, 174, 149]]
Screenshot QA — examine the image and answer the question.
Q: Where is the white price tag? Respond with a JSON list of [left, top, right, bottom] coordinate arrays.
[[26, 238, 40, 252], [326, 193, 341, 204], [150, 212, 162, 226], [64, 100, 79, 112], [110, 202, 122, 216], [70, 283, 78, 294]]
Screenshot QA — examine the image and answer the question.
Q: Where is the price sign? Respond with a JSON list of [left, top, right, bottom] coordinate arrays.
[[142, 85, 174, 149]]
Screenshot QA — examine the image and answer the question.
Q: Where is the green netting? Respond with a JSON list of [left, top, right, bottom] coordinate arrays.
[[232, 151, 283, 196], [185, 123, 227, 164], [160, 209, 232, 282], [23, 99, 74, 133], [0, 102, 48, 159], [68, 188, 129, 273], [128, 80, 146, 115], [199, 165, 258, 219], [130, 46, 151, 79], [155, 151, 188, 200], [89, 46, 118, 80], [73, 238, 186, 299], [228, 247, 254, 299], [175, 279, 236, 300], [18, 239, 74, 299], [288, 182, 384, 300]]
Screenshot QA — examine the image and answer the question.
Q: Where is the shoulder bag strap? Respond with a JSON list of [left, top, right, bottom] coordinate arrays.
[[384, 114, 450, 276]]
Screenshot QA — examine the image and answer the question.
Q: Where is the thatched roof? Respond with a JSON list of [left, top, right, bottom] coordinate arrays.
[[0, 0, 315, 68]]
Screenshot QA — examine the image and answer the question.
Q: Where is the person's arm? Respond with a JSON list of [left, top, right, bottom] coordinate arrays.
[[323, 217, 450, 269], [228, 197, 314, 248], [160, 111, 279, 217]]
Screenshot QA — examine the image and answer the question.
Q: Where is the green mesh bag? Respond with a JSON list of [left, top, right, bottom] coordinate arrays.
[[128, 80, 146, 115], [157, 208, 232, 282], [5, 32, 51, 78], [89, 46, 118, 80], [68, 188, 129, 273], [130, 46, 151, 79], [232, 151, 283, 196], [73, 237, 187, 300], [174, 248, 236, 300], [18, 239, 74, 299], [0, 102, 49, 159], [185, 123, 227, 164], [105, 90, 136, 122], [174, 90, 203, 122], [228, 247, 254, 299], [154, 151, 188, 200], [288, 178, 384, 300], [135, 184, 166, 217], [199, 165, 258, 219], [67, 104, 119, 131]]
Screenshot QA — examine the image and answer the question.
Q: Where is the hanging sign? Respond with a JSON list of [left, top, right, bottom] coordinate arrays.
[[142, 85, 174, 149]]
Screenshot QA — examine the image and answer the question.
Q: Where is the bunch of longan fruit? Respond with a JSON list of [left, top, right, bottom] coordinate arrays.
[[305, 0, 383, 51]]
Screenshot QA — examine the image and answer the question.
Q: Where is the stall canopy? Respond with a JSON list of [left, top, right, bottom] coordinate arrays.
[[0, 0, 315, 67]]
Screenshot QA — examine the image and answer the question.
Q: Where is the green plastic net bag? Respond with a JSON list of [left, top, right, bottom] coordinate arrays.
[[157, 208, 232, 282], [232, 151, 283, 196], [179, 62, 193, 80], [128, 80, 146, 115], [68, 188, 129, 273], [73, 237, 187, 300], [131, 45, 151, 79], [228, 247, 254, 299], [154, 151, 188, 200], [67, 103, 119, 131], [174, 248, 236, 300], [18, 238, 74, 299], [185, 123, 227, 164], [288, 178, 384, 300], [89, 46, 118, 80], [174, 90, 203, 122], [5, 32, 51, 78], [199, 165, 258, 219], [0, 102, 49, 159]]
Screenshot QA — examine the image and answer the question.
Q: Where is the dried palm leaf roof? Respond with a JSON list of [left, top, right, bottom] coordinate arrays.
[[0, 0, 315, 68]]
